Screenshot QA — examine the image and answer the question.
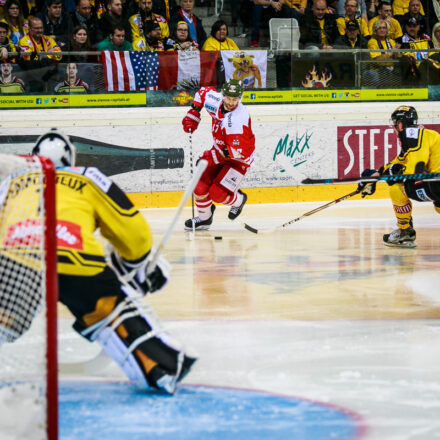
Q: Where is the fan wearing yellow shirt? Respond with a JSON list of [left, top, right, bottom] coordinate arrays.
[[368, 1, 403, 42], [129, 0, 169, 42], [18, 17, 61, 62], [336, 0, 370, 38], [202, 20, 239, 50]]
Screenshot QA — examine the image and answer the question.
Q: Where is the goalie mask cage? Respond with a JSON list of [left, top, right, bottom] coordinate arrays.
[[0, 154, 58, 440]]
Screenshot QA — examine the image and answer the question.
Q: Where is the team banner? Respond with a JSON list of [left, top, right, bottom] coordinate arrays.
[[221, 50, 267, 89]]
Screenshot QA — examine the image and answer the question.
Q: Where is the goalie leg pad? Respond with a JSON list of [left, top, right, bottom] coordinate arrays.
[[83, 288, 197, 394]]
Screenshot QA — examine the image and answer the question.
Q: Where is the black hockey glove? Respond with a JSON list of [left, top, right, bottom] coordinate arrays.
[[385, 164, 405, 186], [144, 255, 170, 293], [357, 169, 377, 198]]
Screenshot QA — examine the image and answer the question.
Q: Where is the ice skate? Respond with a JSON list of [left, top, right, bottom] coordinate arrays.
[[184, 204, 216, 231], [383, 227, 416, 248], [228, 190, 247, 220]]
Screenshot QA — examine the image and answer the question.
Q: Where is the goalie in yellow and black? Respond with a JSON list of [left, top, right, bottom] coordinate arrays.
[[31, 129, 196, 394], [358, 106, 440, 248]]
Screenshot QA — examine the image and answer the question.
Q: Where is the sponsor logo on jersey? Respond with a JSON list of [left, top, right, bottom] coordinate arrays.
[[205, 103, 217, 113], [415, 188, 432, 201], [84, 167, 112, 192], [4, 219, 83, 249], [4, 219, 42, 246], [406, 127, 419, 139], [208, 93, 221, 102], [394, 203, 412, 214], [56, 220, 83, 249]]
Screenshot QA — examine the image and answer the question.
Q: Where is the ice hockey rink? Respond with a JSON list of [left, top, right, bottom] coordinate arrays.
[[52, 197, 440, 440]]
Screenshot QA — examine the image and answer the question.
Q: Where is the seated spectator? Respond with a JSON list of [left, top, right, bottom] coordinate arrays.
[[368, 19, 398, 62], [70, 0, 100, 45], [368, 1, 403, 43], [392, 0, 424, 17], [250, 0, 284, 48], [129, 0, 169, 42], [65, 25, 95, 61], [366, 0, 379, 20], [364, 19, 399, 83], [336, 0, 368, 21], [97, 23, 132, 49], [299, 0, 340, 49], [54, 61, 90, 92], [1, 0, 29, 47], [334, 18, 368, 47], [202, 20, 239, 50], [282, 0, 307, 18], [0, 62, 25, 92], [152, 0, 177, 22], [165, 20, 198, 50], [36, 0, 73, 48], [169, 0, 207, 48], [401, 17, 432, 60], [19, 17, 62, 62], [132, 19, 164, 49], [0, 22, 17, 61], [336, 0, 370, 39], [395, 0, 429, 36], [98, 0, 131, 41], [432, 21, 440, 48]]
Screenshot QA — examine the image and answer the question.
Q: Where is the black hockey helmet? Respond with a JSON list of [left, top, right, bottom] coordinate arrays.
[[390, 106, 418, 128]]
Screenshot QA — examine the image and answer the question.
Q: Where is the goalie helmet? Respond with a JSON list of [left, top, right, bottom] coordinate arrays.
[[391, 106, 418, 128], [221, 79, 244, 99], [32, 128, 76, 167]]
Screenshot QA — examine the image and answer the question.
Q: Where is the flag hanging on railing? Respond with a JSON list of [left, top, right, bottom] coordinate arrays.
[[101, 50, 159, 91], [101, 50, 219, 91], [158, 51, 219, 90], [221, 50, 267, 89]]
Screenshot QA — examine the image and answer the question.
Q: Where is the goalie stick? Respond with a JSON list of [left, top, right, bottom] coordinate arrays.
[[302, 171, 440, 185], [244, 189, 360, 234]]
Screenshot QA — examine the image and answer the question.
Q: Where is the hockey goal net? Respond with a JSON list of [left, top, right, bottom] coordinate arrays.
[[0, 154, 58, 440]]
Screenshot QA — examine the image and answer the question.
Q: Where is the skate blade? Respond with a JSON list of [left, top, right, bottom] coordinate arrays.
[[384, 241, 417, 248], [184, 225, 211, 231]]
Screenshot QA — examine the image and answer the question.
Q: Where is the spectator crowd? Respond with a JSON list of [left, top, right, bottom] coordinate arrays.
[[0, 0, 439, 90]]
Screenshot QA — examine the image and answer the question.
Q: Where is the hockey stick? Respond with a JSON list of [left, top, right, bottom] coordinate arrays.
[[244, 189, 360, 234], [188, 130, 195, 235], [147, 158, 208, 270], [302, 171, 440, 185]]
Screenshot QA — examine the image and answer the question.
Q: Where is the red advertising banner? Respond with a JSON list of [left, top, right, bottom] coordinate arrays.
[[337, 123, 440, 178]]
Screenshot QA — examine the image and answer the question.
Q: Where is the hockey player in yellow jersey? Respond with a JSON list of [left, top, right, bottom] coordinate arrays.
[[358, 106, 440, 248], [31, 129, 196, 394]]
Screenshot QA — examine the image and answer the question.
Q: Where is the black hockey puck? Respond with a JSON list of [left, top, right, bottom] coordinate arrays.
[[214, 236, 223, 240]]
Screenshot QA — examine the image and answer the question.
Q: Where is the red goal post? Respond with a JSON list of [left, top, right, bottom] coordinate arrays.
[[0, 154, 58, 440]]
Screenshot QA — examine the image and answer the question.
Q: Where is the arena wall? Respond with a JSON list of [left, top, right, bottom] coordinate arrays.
[[1, 102, 439, 207]]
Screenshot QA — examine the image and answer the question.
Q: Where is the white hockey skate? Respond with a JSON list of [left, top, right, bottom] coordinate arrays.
[[383, 227, 416, 248]]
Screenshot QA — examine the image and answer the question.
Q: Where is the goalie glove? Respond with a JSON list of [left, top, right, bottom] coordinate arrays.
[[357, 169, 378, 198], [109, 250, 170, 295]]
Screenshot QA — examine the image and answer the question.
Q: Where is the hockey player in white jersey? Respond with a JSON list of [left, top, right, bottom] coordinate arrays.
[[182, 79, 256, 230]]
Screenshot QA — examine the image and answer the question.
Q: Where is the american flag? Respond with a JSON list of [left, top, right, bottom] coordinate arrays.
[[101, 51, 159, 91]]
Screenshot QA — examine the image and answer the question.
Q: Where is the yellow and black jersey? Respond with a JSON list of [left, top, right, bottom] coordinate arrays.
[[55, 167, 152, 276], [0, 166, 152, 277], [0, 78, 25, 94], [383, 127, 440, 175]]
